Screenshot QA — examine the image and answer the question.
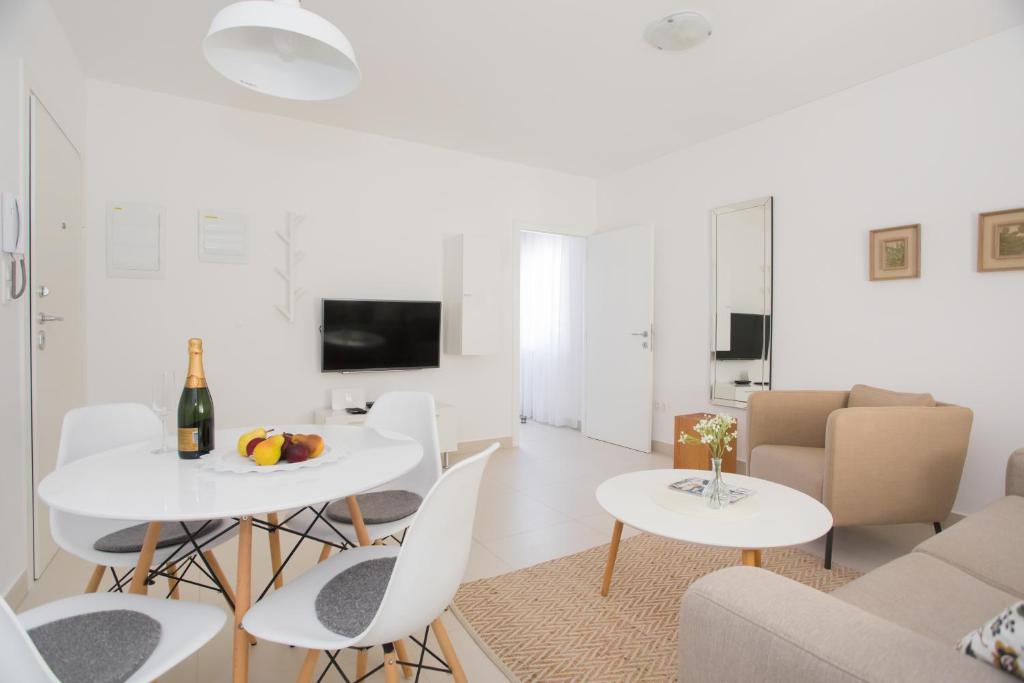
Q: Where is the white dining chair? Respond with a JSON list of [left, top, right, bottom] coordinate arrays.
[[51, 403, 238, 598], [284, 392, 443, 554], [1, 592, 224, 683], [244, 442, 499, 683]]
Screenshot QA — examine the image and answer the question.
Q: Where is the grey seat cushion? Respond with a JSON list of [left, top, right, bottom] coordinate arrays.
[[93, 519, 225, 553], [914, 495, 1024, 598], [28, 609, 161, 683], [833, 552, 1019, 644], [315, 557, 397, 637], [326, 490, 422, 525], [749, 445, 825, 501]]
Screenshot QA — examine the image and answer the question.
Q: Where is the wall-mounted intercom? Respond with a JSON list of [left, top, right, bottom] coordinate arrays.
[[1, 192, 27, 301]]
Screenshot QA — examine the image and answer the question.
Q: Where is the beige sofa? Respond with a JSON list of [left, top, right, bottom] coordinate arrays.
[[747, 385, 973, 567], [677, 448, 1024, 682]]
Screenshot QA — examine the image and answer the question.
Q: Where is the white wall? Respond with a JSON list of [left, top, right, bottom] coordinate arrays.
[[598, 26, 1024, 515], [0, 0, 84, 597], [84, 81, 596, 446]]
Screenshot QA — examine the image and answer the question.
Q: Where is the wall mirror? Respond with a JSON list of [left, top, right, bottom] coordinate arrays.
[[711, 197, 773, 408]]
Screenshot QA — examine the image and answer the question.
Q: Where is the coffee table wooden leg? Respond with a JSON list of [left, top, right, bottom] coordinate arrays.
[[232, 516, 253, 683], [345, 495, 372, 546], [267, 512, 284, 590], [741, 549, 762, 567], [129, 522, 161, 595], [600, 519, 624, 597]]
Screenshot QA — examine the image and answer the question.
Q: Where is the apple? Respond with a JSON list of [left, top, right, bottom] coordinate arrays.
[[283, 443, 310, 464]]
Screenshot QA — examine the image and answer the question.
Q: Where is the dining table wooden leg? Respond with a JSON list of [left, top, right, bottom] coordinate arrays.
[[345, 495, 372, 546], [600, 519, 624, 597], [204, 551, 256, 646], [741, 549, 762, 567], [232, 516, 253, 683], [267, 512, 284, 590], [128, 522, 162, 595]]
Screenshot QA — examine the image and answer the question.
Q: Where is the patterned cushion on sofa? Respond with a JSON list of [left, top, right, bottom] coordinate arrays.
[[958, 601, 1024, 679]]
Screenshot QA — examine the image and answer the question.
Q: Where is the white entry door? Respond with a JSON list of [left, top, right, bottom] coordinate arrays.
[[583, 225, 653, 452], [30, 96, 85, 578]]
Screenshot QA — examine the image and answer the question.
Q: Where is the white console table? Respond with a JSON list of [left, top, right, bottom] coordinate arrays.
[[314, 401, 458, 466]]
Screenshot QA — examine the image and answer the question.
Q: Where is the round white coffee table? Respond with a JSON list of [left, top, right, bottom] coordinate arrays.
[[595, 468, 832, 596]]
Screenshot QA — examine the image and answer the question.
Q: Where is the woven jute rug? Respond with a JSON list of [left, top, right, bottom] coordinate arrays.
[[452, 533, 861, 682]]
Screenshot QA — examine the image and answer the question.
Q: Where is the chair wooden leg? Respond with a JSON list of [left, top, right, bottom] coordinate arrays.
[[267, 512, 284, 590], [432, 616, 467, 683], [167, 562, 180, 599], [231, 517, 253, 683], [129, 522, 162, 595], [84, 564, 105, 593], [394, 639, 413, 679], [356, 649, 368, 679], [824, 528, 834, 570], [345, 496, 372, 546], [600, 519, 624, 596], [317, 543, 332, 563], [383, 644, 400, 683], [741, 549, 762, 567], [296, 649, 320, 683]]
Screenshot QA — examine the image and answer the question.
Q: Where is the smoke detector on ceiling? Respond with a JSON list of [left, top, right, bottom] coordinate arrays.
[[644, 11, 712, 52]]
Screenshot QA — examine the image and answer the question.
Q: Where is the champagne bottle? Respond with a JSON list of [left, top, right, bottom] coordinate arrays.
[[177, 338, 214, 459]]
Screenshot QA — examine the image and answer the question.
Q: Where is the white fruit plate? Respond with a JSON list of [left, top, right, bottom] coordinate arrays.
[[200, 444, 338, 474]]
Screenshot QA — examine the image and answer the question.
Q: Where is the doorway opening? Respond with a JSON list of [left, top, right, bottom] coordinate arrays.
[[518, 230, 586, 430]]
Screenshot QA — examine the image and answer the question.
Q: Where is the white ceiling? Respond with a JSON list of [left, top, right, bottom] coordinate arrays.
[[50, 0, 1024, 177]]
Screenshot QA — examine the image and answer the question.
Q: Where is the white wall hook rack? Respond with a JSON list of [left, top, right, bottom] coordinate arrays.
[[274, 211, 306, 322]]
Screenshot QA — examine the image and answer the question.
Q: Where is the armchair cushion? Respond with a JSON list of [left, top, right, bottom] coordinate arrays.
[[848, 384, 935, 408], [832, 552, 1018, 644], [748, 445, 825, 501], [914, 496, 1024, 598]]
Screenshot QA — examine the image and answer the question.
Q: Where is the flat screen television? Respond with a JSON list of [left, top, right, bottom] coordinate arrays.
[[716, 312, 771, 360], [321, 299, 442, 372]]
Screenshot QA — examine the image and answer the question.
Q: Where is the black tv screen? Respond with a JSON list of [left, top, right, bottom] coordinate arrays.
[[716, 313, 771, 360], [322, 299, 441, 372]]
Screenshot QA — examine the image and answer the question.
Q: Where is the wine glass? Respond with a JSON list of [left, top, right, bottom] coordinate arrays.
[[151, 371, 176, 453]]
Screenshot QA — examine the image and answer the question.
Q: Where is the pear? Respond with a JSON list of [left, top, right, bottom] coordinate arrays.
[[293, 434, 325, 458], [252, 434, 285, 466], [237, 427, 270, 456]]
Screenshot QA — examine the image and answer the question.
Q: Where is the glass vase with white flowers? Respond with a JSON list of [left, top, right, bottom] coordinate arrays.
[[679, 414, 737, 509]]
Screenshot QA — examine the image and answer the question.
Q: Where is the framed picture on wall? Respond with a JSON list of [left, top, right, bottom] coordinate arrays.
[[869, 224, 920, 281], [978, 207, 1024, 272]]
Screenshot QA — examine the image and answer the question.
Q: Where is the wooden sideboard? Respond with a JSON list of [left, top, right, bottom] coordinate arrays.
[[673, 413, 738, 473]]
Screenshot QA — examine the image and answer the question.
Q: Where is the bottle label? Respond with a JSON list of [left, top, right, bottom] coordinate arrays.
[[178, 428, 199, 452]]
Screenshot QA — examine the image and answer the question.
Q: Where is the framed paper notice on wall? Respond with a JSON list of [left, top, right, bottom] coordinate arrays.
[[198, 210, 249, 264]]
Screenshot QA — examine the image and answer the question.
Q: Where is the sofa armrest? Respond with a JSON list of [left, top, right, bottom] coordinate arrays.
[[679, 567, 1004, 683], [1008, 448, 1024, 497], [824, 406, 973, 526], [746, 391, 849, 461]]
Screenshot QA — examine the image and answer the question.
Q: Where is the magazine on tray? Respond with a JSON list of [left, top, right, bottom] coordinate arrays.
[[669, 477, 756, 506]]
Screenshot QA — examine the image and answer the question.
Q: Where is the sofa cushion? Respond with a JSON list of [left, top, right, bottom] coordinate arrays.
[[847, 384, 936, 408], [749, 445, 825, 501], [915, 495, 1024, 598], [958, 601, 1024, 679], [833, 552, 1018, 644]]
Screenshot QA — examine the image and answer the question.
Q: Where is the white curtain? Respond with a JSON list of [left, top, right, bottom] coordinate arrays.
[[520, 230, 586, 428]]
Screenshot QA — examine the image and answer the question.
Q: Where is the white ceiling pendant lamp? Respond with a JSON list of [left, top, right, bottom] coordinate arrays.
[[644, 11, 712, 52], [204, 0, 360, 101]]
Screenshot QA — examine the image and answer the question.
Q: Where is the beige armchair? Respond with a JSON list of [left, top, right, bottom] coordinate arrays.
[[747, 385, 973, 568]]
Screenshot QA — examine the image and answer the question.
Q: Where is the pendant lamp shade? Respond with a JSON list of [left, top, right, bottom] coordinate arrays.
[[204, 0, 360, 101]]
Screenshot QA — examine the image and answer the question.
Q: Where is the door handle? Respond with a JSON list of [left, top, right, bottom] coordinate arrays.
[[37, 312, 64, 324], [631, 330, 649, 338]]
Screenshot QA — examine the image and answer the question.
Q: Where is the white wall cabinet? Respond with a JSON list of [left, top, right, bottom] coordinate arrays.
[[443, 234, 499, 355]]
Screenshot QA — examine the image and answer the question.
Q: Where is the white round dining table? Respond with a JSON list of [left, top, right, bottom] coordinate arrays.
[[37, 423, 423, 683]]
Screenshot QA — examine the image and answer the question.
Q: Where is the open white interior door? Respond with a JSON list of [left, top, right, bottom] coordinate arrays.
[[583, 225, 653, 452]]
